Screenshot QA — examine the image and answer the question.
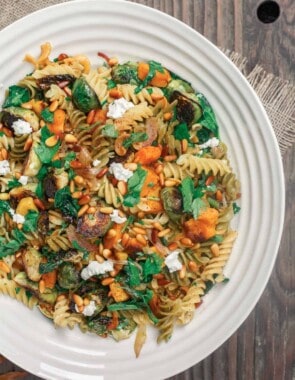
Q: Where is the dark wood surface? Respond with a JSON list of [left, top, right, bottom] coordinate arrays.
[[0, 1, 294, 379]]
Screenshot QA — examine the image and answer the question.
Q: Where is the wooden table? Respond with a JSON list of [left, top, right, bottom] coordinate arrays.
[[1, 1, 294, 379]]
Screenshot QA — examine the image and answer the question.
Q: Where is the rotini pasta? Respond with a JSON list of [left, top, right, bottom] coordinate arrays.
[[0, 43, 240, 357]]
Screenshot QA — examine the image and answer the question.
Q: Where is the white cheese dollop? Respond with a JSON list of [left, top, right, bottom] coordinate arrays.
[[18, 175, 28, 185], [110, 209, 127, 224], [75, 300, 97, 317], [0, 160, 11, 176], [109, 162, 133, 182], [165, 250, 183, 273], [92, 159, 101, 167], [11, 119, 33, 135], [12, 213, 25, 224], [107, 98, 135, 119], [199, 137, 219, 149], [81, 260, 114, 281]]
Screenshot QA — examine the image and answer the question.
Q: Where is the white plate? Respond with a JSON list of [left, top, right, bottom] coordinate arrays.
[[0, 1, 285, 379]]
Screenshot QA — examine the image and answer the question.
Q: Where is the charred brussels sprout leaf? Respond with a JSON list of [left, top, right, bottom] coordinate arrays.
[[161, 187, 183, 221], [112, 62, 139, 84], [170, 91, 202, 125], [72, 77, 100, 113], [57, 262, 80, 290]]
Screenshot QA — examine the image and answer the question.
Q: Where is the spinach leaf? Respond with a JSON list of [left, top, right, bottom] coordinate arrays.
[[123, 132, 148, 148], [192, 198, 207, 219], [135, 60, 165, 93], [64, 152, 76, 169], [127, 260, 141, 287], [142, 253, 163, 282], [34, 126, 61, 164], [123, 166, 147, 207], [102, 124, 118, 138], [173, 122, 190, 141], [0, 229, 26, 258], [39, 260, 62, 274], [233, 202, 241, 214], [54, 186, 79, 218], [0, 200, 12, 216], [41, 108, 54, 123], [22, 210, 39, 233], [196, 93, 219, 138], [107, 79, 117, 89], [7, 177, 22, 190], [180, 177, 194, 212], [2, 85, 30, 108]]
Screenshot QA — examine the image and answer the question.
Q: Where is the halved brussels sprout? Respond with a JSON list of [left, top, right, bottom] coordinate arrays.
[[57, 262, 80, 290], [38, 303, 54, 319], [72, 77, 100, 113], [112, 62, 138, 84], [111, 318, 137, 341], [43, 172, 57, 199], [165, 79, 194, 98], [77, 210, 112, 238], [3, 106, 39, 131], [86, 314, 112, 336], [23, 142, 42, 177], [22, 248, 42, 282], [170, 91, 202, 125], [161, 187, 183, 222]]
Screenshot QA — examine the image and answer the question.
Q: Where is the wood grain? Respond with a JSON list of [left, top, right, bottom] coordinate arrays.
[[0, 1, 294, 379]]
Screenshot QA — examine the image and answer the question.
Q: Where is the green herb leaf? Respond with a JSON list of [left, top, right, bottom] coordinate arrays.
[[22, 210, 39, 233], [192, 198, 207, 219], [123, 166, 147, 207], [173, 122, 190, 141], [211, 234, 224, 243], [107, 79, 117, 89], [102, 124, 118, 138], [3, 85, 30, 108], [72, 240, 89, 260], [233, 202, 241, 214], [64, 152, 76, 169], [122, 215, 135, 233], [122, 132, 148, 148], [180, 177, 194, 212], [54, 186, 79, 218], [196, 93, 219, 139], [41, 108, 54, 123], [7, 177, 22, 190], [34, 126, 61, 164], [142, 253, 163, 282], [127, 260, 141, 287], [135, 60, 166, 93], [0, 229, 26, 258], [39, 260, 61, 274], [0, 200, 12, 216]]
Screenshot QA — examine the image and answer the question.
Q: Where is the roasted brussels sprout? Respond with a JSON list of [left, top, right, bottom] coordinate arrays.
[[165, 79, 194, 98], [0, 111, 20, 131], [23, 142, 42, 177], [72, 77, 100, 113], [161, 187, 183, 223], [9, 183, 37, 208], [170, 91, 202, 125], [57, 262, 80, 290], [22, 248, 42, 282], [112, 62, 138, 84], [110, 318, 137, 341], [2, 106, 39, 131], [37, 211, 49, 237], [87, 314, 112, 336], [37, 74, 75, 90], [43, 173, 57, 198], [14, 272, 57, 304], [77, 210, 112, 238]]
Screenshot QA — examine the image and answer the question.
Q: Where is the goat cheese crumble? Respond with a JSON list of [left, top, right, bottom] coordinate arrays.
[[12, 213, 25, 224], [18, 176, 28, 185], [0, 160, 10, 176], [109, 162, 133, 182], [81, 260, 114, 281], [92, 159, 101, 167], [107, 98, 134, 119], [199, 137, 219, 149], [11, 119, 33, 135], [165, 250, 183, 273], [110, 209, 127, 224], [75, 300, 97, 317]]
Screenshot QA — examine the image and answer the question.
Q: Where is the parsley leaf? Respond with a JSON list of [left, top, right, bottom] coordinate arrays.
[[41, 108, 54, 123], [127, 260, 141, 287], [0, 200, 12, 216], [192, 198, 207, 219], [233, 202, 241, 214], [64, 152, 76, 169], [180, 177, 194, 212], [122, 132, 148, 148], [0, 229, 26, 258], [7, 177, 22, 190], [102, 124, 118, 138], [123, 166, 147, 207], [2, 85, 30, 108], [22, 210, 39, 233], [54, 186, 79, 218], [107, 79, 117, 89], [196, 93, 219, 139], [173, 122, 190, 141], [142, 254, 163, 282], [34, 126, 61, 164]]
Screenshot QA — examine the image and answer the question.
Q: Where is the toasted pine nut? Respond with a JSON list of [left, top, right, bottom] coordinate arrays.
[[158, 228, 170, 238], [40, 120, 46, 128], [210, 243, 220, 257], [49, 100, 59, 112], [14, 172, 21, 180], [151, 93, 164, 101], [57, 294, 66, 302], [99, 243, 104, 254], [188, 261, 199, 273], [87, 206, 96, 214], [110, 269, 119, 277], [107, 229, 117, 238], [155, 164, 163, 174], [0, 261, 10, 273], [108, 57, 118, 67], [87, 109, 95, 124], [23, 137, 33, 152], [132, 226, 146, 235], [180, 237, 194, 247], [168, 242, 178, 251], [179, 265, 186, 279], [21, 101, 33, 109], [164, 154, 177, 162], [99, 206, 114, 214], [78, 195, 91, 206], [117, 181, 127, 196], [205, 175, 215, 186], [72, 191, 82, 199], [181, 139, 188, 153], [216, 190, 223, 201], [70, 180, 75, 193], [64, 86, 72, 96], [124, 163, 137, 171], [95, 254, 105, 263], [45, 135, 59, 147], [136, 234, 146, 246], [77, 204, 89, 217], [64, 134, 78, 143], [96, 167, 108, 178], [17, 223, 23, 230], [115, 251, 128, 261], [159, 172, 165, 186], [121, 233, 130, 246], [70, 160, 83, 169], [109, 88, 122, 98], [101, 277, 115, 286], [83, 298, 90, 306], [137, 211, 145, 219], [164, 179, 178, 187], [163, 112, 172, 121], [33, 198, 45, 210], [1, 148, 8, 160], [152, 222, 164, 231], [102, 248, 112, 259], [39, 280, 45, 294], [78, 305, 85, 313], [73, 294, 84, 307], [0, 193, 10, 201]]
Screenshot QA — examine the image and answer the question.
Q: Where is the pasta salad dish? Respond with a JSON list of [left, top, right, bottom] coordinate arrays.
[[0, 43, 240, 356]]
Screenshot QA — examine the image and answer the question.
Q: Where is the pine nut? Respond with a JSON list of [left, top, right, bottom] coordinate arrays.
[[121, 233, 130, 246], [39, 280, 45, 294], [152, 222, 163, 231], [159, 172, 165, 186], [151, 93, 164, 101], [181, 139, 188, 153], [40, 120, 46, 128], [45, 135, 59, 147], [73, 294, 83, 307], [136, 234, 146, 246], [101, 277, 115, 286], [132, 227, 146, 235], [168, 242, 178, 251], [210, 243, 220, 257], [124, 163, 138, 171], [102, 248, 112, 259], [109, 89, 122, 99], [21, 101, 33, 109], [78, 305, 85, 313], [49, 100, 59, 112], [158, 228, 170, 237], [78, 195, 91, 205], [87, 206, 96, 214], [117, 181, 127, 196], [72, 191, 82, 199], [216, 190, 223, 201], [99, 207, 114, 214], [164, 155, 177, 162], [23, 137, 33, 152], [115, 251, 128, 261], [107, 229, 117, 238], [137, 211, 145, 219], [87, 109, 95, 124], [83, 298, 90, 306], [33, 198, 45, 210], [110, 269, 119, 277], [57, 294, 66, 302], [0, 261, 10, 273], [188, 261, 199, 273], [1, 148, 8, 160], [17, 223, 23, 230], [96, 167, 108, 178], [64, 134, 78, 143], [108, 57, 118, 67], [179, 265, 186, 279], [164, 179, 178, 187], [77, 204, 89, 217], [70, 180, 75, 193], [0, 193, 10, 200], [14, 172, 21, 180], [155, 164, 163, 174], [95, 254, 105, 263], [163, 112, 172, 121], [180, 237, 194, 247]]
